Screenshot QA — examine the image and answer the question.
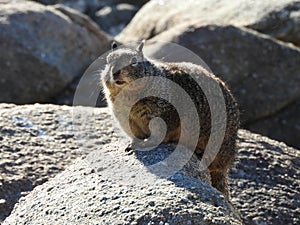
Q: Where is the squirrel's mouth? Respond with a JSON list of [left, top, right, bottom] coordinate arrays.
[[115, 80, 126, 86]]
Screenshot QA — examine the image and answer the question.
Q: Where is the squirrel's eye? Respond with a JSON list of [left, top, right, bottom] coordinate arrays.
[[131, 57, 138, 66]]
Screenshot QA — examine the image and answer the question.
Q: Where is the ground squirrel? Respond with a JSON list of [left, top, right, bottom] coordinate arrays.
[[101, 41, 239, 198]]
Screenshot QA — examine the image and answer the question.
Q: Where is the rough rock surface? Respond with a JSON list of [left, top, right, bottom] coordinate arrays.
[[52, 53, 108, 107], [0, 104, 116, 221], [0, 1, 111, 104], [146, 24, 300, 124], [3, 143, 241, 225], [0, 104, 299, 224], [117, 0, 300, 48], [230, 131, 300, 225]]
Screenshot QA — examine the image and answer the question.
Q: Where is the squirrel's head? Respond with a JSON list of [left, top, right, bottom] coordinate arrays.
[[102, 40, 148, 96]]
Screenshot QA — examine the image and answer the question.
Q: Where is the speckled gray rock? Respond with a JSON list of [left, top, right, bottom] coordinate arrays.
[[230, 130, 300, 225], [0, 104, 116, 221], [117, 0, 300, 48], [0, 1, 111, 104], [3, 142, 242, 225]]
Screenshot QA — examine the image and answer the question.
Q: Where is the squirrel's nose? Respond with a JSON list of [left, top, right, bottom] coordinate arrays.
[[111, 69, 126, 86], [110, 66, 126, 85], [112, 70, 121, 80]]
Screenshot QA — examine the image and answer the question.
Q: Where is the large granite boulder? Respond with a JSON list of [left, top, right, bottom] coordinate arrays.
[[117, 0, 300, 48], [3, 143, 243, 225], [0, 1, 111, 104], [0, 104, 299, 224]]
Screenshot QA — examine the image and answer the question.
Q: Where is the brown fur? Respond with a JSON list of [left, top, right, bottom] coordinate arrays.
[[101, 42, 239, 198]]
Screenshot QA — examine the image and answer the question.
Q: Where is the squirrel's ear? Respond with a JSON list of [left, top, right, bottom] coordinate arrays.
[[136, 40, 145, 53], [111, 41, 118, 50]]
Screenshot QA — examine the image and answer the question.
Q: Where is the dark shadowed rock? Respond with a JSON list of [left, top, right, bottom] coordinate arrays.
[[249, 1, 300, 47], [0, 1, 111, 104], [101, 0, 149, 7], [52, 51, 108, 107], [117, 0, 300, 48], [246, 99, 300, 149], [93, 3, 138, 36], [33, 0, 98, 13], [146, 24, 300, 124]]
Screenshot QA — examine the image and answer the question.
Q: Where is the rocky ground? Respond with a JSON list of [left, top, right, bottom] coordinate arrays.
[[3, 143, 242, 225], [0, 104, 299, 224]]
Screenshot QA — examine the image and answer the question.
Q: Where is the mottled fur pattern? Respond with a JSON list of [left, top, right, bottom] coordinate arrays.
[[101, 41, 239, 198]]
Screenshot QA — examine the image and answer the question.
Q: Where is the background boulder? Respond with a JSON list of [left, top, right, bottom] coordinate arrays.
[[117, 0, 300, 48], [246, 99, 300, 148], [93, 3, 138, 36], [33, 0, 148, 33], [0, 1, 111, 104]]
